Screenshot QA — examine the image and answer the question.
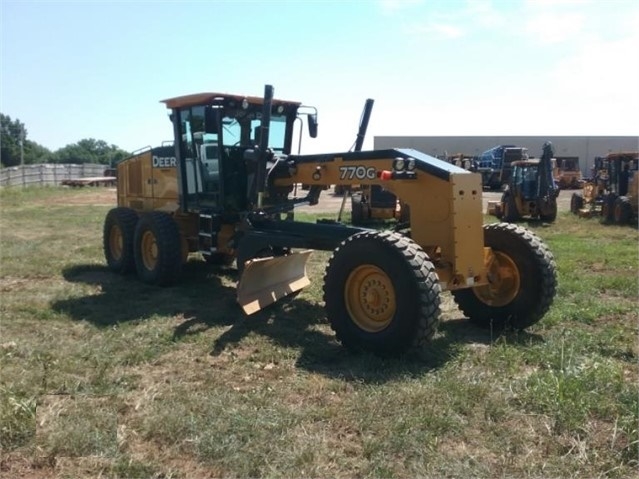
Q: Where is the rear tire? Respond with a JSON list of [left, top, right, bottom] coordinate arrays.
[[570, 192, 583, 214], [451, 223, 556, 330], [502, 193, 519, 222], [614, 196, 633, 224], [539, 200, 557, 222], [323, 231, 441, 356], [103, 207, 138, 274], [133, 212, 183, 286], [601, 194, 616, 223], [350, 193, 365, 225]]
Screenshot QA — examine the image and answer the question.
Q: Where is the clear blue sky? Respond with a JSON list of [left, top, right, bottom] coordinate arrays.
[[2, 0, 638, 155]]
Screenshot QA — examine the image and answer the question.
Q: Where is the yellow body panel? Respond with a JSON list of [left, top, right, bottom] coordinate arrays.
[[117, 149, 179, 213], [276, 155, 487, 289]]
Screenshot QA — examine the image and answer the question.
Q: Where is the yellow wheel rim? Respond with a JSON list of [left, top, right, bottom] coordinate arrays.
[[473, 251, 520, 307], [141, 230, 158, 271], [109, 225, 123, 261], [344, 265, 396, 332]]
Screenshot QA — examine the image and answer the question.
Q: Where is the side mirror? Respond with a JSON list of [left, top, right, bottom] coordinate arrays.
[[308, 114, 318, 138]]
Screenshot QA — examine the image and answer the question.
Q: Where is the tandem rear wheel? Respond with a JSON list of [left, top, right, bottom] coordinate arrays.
[[104, 208, 183, 286]]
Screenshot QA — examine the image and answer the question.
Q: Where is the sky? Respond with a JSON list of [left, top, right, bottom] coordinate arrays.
[[1, 0, 638, 155]]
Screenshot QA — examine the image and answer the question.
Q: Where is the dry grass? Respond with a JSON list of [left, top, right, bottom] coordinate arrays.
[[0, 186, 637, 478]]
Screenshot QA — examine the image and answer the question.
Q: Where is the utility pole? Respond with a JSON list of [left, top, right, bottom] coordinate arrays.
[[19, 125, 25, 166], [19, 125, 25, 186]]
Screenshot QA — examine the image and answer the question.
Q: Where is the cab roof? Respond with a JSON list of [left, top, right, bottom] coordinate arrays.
[[161, 92, 302, 110]]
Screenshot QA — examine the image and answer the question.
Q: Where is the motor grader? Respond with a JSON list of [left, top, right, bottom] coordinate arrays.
[[600, 152, 638, 225], [570, 155, 610, 217], [103, 85, 557, 356]]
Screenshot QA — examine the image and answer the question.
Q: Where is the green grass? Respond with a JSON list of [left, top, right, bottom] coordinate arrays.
[[1, 186, 637, 478]]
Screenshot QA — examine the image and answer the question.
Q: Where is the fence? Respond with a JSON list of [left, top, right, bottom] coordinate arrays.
[[0, 164, 108, 188]]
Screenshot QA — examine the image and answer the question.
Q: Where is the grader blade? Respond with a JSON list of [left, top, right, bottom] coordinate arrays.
[[237, 251, 312, 315]]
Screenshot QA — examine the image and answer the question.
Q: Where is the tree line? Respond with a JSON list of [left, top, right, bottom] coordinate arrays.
[[1, 113, 131, 168]]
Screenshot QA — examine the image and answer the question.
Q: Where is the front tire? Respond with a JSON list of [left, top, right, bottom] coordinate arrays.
[[570, 192, 583, 214], [323, 231, 441, 356], [452, 223, 556, 330], [103, 207, 138, 274], [133, 212, 183, 285]]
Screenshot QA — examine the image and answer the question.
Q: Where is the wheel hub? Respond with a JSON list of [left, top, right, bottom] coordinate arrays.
[[473, 250, 520, 307], [345, 265, 396, 332], [141, 231, 158, 270], [109, 226, 123, 260]]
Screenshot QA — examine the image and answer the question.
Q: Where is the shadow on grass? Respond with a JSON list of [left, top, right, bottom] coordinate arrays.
[[54, 261, 544, 383], [54, 261, 241, 328]]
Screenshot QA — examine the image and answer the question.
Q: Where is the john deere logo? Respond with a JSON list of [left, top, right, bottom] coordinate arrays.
[[153, 156, 177, 168]]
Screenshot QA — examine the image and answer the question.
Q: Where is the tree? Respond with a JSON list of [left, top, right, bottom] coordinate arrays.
[[1, 113, 54, 166], [53, 138, 130, 165], [1, 113, 26, 167], [2, 113, 130, 166], [24, 140, 53, 164]]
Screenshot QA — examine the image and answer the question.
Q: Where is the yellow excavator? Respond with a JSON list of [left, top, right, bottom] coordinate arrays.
[[103, 85, 557, 356]]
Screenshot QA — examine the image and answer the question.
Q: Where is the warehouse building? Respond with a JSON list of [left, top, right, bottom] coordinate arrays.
[[374, 136, 638, 176]]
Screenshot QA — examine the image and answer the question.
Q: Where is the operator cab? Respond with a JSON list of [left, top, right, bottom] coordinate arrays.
[[511, 159, 541, 200], [161, 92, 317, 214]]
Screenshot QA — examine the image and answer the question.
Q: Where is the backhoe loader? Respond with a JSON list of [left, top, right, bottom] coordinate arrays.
[[487, 141, 559, 222], [103, 85, 557, 356]]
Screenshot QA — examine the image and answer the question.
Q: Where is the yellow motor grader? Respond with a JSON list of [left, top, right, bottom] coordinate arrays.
[[600, 152, 638, 225], [103, 85, 557, 356]]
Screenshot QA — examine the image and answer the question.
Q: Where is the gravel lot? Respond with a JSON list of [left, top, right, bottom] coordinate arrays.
[[296, 185, 576, 214]]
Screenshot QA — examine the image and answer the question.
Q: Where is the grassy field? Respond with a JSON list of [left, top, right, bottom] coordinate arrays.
[[1, 186, 637, 478]]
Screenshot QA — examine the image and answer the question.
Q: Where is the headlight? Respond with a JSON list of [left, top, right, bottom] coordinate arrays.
[[394, 158, 405, 171], [406, 158, 416, 171]]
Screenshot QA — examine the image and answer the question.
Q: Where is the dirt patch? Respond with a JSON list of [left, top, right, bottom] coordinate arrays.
[[47, 187, 117, 206]]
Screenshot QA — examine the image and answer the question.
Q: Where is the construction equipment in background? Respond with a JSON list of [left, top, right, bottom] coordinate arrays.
[[103, 85, 557, 356], [600, 152, 638, 225], [570, 155, 610, 217], [475, 144, 529, 190], [487, 141, 559, 222], [552, 156, 582, 189], [448, 153, 475, 171]]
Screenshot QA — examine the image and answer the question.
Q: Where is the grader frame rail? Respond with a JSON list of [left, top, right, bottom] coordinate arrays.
[[103, 84, 557, 356]]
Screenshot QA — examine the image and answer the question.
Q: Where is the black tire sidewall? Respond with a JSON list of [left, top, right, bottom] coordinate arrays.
[[481, 227, 537, 319], [103, 207, 138, 274], [570, 193, 583, 214], [452, 224, 555, 329], [133, 212, 182, 285], [324, 234, 424, 354]]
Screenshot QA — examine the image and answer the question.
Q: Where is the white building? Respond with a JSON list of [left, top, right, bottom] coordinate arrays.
[[374, 136, 638, 175]]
